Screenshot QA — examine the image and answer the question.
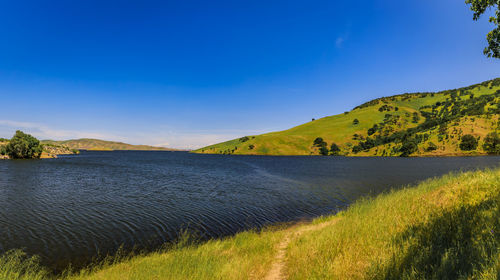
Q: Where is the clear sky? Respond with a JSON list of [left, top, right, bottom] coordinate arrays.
[[0, 0, 499, 149]]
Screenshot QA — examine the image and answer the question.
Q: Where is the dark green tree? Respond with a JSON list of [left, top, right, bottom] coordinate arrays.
[[400, 139, 418, 157], [319, 146, 329, 156], [482, 132, 500, 154], [330, 143, 341, 155], [426, 142, 438, 152], [353, 119, 359, 125], [313, 137, 327, 147], [459, 134, 478, 151], [466, 0, 500, 58], [5, 130, 43, 159]]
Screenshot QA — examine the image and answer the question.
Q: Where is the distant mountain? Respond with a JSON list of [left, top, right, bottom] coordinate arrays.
[[41, 138, 178, 151], [194, 78, 500, 156]]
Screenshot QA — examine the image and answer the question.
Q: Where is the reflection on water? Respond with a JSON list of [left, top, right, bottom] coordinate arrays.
[[0, 151, 498, 270]]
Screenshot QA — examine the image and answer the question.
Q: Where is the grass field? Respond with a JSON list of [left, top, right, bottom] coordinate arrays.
[[1, 168, 499, 279], [194, 78, 500, 156]]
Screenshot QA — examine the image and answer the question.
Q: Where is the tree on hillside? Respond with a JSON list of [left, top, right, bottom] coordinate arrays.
[[400, 139, 418, 157], [330, 143, 341, 155], [313, 137, 326, 147], [483, 132, 500, 154], [319, 146, 329, 156], [5, 130, 43, 159], [459, 134, 478, 151], [466, 0, 500, 58], [353, 119, 359, 125]]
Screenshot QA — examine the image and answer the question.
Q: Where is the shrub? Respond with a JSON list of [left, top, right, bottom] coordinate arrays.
[[482, 132, 500, 154], [313, 137, 327, 147], [248, 144, 255, 150], [459, 134, 478, 151], [353, 119, 359, 125], [400, 139, 418, 157], [239, 136, 250, 142], [319, 146, 329, 156], [425, 142, 438, 152], [5, 131, 43, 159], [330, 143, 341, 155]]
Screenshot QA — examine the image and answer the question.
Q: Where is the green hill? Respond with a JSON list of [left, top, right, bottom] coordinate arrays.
[[195, 78, 500, 156], [41, 139, 177, 151]]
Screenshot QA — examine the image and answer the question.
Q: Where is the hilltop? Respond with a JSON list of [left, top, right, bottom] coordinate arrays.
[[41, 138, 177, 151], [195, 78, 500, 156]]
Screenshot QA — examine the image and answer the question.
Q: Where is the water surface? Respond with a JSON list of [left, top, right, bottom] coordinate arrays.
[[0, 151, 498, 270]]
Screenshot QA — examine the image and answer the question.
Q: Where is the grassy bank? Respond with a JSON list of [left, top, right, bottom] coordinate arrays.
[[2, 168, 499, 279]]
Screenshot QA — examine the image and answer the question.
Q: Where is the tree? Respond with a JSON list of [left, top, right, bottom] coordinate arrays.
[[483, 132, 500, 154], [466, 0, 500, 58], [330, 143, 341, 155], [353, 119, 359, 125], [426, 142, 438, 152], [5, 130, 43, 159], [459, 134, 478, 151], [248, 144, 255, 150], [319, 146, 329, 156], [399, 139, 418, 157], [313, 137, 326, 147]]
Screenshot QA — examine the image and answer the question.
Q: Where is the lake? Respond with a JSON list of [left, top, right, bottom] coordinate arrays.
[[0, 151, 498, 271]]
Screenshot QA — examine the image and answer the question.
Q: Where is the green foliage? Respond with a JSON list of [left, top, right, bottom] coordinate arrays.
[[353, 118, 359, 125], [319, 146, 329, 156], [399, 139, 418, 157], [313, 137, 325, 147], [238, 136, 250, 142], [330, 143, 341, 155], [6, 131, 43, 159], [466, 0, 500, 58], [0, 250, 49, 280], [425, 142, 438, 152], [459, 134, 478, 151], [0, 145, 6, 155], [248, 144, 255, 150], [483, 132, 500, 154]]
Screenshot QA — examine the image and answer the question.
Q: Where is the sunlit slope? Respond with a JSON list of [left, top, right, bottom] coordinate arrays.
[[195, 78, 500, 156], [41, 139, 177, 151]]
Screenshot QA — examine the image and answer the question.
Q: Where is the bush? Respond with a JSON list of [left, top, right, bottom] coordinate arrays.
[[319, 146, 329, 156], [248, 144, 255, 150], [353, 119, 359, 125], [400, 139, 418, 157], [459, 134, 478, 151], [330, 143, 341, 155], [0, 145, 6, 155], [425, 142, 438, 152], [5, 131, 43, 159], [313, 137, 327, 147], [482, 132, 500, 154]]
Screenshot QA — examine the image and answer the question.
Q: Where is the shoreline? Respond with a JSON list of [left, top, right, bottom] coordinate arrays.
[[2, 167, 498, 279]]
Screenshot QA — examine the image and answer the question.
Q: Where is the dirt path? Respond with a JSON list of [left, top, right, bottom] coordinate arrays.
[[263, 219, 339, 280]]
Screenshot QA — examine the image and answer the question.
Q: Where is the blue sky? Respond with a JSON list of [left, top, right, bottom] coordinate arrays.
[[0, 0, 499, 149]]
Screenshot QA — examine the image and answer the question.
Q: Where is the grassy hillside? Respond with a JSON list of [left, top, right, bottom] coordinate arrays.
[[195, 78, 500, 156], [2, 168, 499, 279], [41, 139, 177, 151]]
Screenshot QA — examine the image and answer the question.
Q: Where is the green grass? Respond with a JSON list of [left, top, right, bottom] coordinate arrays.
[[2, 168, 499, 279], [194, 78, 500, 156], [286, 168, 500, 279]]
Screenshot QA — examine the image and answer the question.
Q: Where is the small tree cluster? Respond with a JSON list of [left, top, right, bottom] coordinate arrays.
[[459, 134, 478, 151], [5, 130, 43, 159], [483, 132, 500, 154]]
